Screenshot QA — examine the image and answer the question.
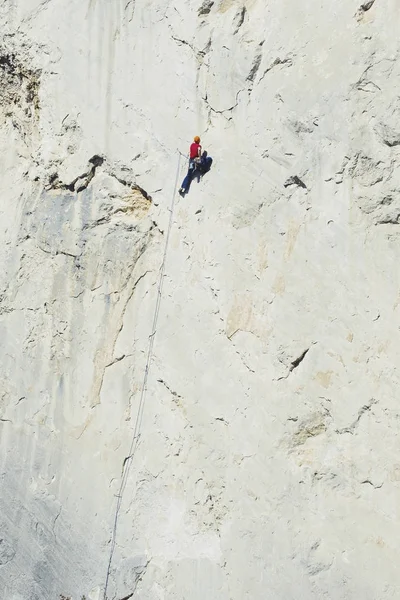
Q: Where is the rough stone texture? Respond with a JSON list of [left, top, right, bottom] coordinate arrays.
[[1, 1, 400, 599]]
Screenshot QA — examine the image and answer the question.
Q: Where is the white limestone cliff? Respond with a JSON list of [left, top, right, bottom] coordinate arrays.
[[1, 1, 400, 599]]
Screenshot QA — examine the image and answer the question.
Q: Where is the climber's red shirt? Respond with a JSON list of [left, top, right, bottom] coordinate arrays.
[[190, 142, 201, 159]]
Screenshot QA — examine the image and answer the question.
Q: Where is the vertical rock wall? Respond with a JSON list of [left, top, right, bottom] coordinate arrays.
[[1, 1, 400, 599]]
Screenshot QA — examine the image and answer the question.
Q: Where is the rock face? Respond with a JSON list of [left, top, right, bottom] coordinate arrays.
[[1, 1, 400, 599]]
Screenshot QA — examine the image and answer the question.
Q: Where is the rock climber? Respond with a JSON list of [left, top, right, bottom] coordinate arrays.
[[179, 136, 202, 196]]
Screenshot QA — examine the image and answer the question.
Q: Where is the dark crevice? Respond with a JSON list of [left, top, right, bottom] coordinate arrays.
[[258, 56, 293, 85], [56, 249, 79, 259], [83, 216, 110, 230], [356, 0, 376, 20], [38, 245, 79, 260], [198, 0, 214, 16], [111, 173, 152, 202], [151, 219, 164, 235], [46, 155, 104, 193], [203, 38, 212, 55], [75, 154, 104, 192], [377, 214, 400, 225], [157, 378, 182, 399], [361, 479, 383, 489], [45, 156, 151, 206], [203, 89, 242, 115], [247, 53, 262, 83], [383, 139, 400, 148], [0, 53, 17, 71], [360, 0, 376, 12], [289, 348, 310, 372], [105, 355, 127, 369], [336, 398, 377, 434], [118, 559, 150, 598], [233, 6, 246, 34], [88, 154, 104, 168], [284, 175, 307, 189], [125, 0, 136, 22], [171, 35, 207, 61], [355, 80, 381, 93]]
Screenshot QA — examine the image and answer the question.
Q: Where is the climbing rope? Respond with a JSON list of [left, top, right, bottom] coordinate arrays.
[[103, 152, 182, 600]]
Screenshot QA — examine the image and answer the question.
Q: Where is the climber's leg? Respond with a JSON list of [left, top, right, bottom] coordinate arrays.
[[179, 160, 195, 195]]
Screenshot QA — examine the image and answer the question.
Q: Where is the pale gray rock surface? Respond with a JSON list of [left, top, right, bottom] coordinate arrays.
[[0, 1, 400, 599]]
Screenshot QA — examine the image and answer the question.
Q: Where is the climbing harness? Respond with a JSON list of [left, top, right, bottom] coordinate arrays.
[[102, 152, 182, 600]]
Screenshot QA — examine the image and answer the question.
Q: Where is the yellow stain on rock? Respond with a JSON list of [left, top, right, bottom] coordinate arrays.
[[257, 240, 269, 273], [315, 370, 334, 388], [284, 221, 301, 261], [294, 446, 316, 467], [272, 274, 285, 295], [226, 294, 253, 339], [377, 340, 389, 355], [117, 189, 152, 219], [390, 465, 400, 482], [328, 351, 345, 368], [218, 0, 256, 14]]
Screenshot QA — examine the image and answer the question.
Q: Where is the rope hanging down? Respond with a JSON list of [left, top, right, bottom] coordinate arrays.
[[103, 152, 182, 600]]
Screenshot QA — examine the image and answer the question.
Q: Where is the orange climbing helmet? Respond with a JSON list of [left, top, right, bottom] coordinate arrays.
[[194, 135, 201, 143]]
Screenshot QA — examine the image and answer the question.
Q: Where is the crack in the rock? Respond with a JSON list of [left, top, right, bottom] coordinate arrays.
[[277, 344, 316, 381], [22, 0, 52, 24], [82, 216, 111, 231], [356, 79, 381, 93], [258, 56, 293, 85], [110, 172, 152, 202], [290, 348, 310, 372], [171, 35, 208, 62], [247, 49, 263, 83], [124, 0, 136, 22], [234, 348, 255, 373], [233, 6, 247, 34], [198, 0, 214, 16], [360, 0, 376, 13], [105, 354, 133, 368], [46, 155, 104, 193], [52, 506, 62, 533], [383, 138, 400, 148], [118, 559, 150, 599], [203, 88, 242, 116], [157, 378, 183, 400], [150, 219, 164, 237], [37, 245, 80, 260], [92, 268, 151, 408], [336, 398, 378, 434], [377, 214, 400, 225], [352, 59, 395, 93], [361, 479, 383, 489], [284, 175, 307, 189]]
